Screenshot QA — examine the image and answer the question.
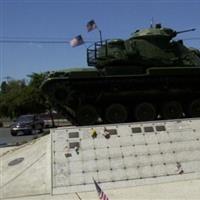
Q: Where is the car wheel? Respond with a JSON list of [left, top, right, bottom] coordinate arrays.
[[39, 128, 43, 133], [34, 125, 43, 133], [11, 132, 17, 136]]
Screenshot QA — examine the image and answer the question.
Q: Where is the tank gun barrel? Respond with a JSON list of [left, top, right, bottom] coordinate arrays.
[[176, 28, 196, 35]]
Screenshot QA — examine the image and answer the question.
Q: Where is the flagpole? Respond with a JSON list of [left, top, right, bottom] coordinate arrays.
[[97, 28, 103, 45]]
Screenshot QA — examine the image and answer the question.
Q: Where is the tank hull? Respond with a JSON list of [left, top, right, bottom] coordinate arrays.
[[41, 66, 200, 125]]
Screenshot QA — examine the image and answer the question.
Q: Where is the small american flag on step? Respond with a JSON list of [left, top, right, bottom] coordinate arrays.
[[93, 178, 109, 200]]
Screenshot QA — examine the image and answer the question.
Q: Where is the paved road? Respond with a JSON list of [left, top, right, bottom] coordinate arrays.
[[0, 128, 47, 147]]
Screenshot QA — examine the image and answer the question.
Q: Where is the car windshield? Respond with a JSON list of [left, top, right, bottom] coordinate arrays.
[[16, 115, 34, 122]]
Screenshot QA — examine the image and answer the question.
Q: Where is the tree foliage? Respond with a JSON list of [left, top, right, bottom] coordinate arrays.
[[0, 73, 47, 118]]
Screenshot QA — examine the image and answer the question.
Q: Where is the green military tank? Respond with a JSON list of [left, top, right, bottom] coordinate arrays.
[[41, 24, 200, 125]]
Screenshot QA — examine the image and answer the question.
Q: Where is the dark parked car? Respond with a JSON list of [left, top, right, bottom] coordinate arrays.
[[10, 114, 44, 136]]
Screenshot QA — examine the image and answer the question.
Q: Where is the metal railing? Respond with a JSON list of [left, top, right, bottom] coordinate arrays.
[[87, 40, 108, 66]]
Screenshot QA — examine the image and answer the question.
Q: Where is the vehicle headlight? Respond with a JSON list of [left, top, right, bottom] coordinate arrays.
[[16, 124, 21, 128]]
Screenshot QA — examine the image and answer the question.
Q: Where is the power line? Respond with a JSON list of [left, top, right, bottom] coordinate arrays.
[[0, 40, 94, 44], [0, 36, 70, 40], [0, 40, 69, 44]]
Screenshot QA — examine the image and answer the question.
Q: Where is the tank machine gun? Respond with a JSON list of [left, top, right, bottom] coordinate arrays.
[[41, 24, 200, 125]]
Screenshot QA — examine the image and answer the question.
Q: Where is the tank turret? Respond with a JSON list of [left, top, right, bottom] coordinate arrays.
[[132, 23, 176, 40], [87, 24, 199, 69], [41, 24, 200, 126], [132, 23, 195, 40]]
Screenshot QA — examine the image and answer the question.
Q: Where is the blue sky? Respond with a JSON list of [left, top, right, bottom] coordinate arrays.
[[0, 0, 200, 82]]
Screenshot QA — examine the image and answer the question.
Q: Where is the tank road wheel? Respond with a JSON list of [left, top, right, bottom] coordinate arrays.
[[105, 104, 128, 124], [188, 99, 200, 117], [134, 102, 156, 122], [76, 105, 98, 125], [162, 101, 183, 119]]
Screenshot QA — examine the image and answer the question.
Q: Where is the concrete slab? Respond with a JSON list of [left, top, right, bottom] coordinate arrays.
[[51, 119, 200, 195]]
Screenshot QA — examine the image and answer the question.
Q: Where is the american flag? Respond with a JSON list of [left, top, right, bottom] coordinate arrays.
[[70, 35, 84, 47], [87, 20, 97, 32], [93, 178, 109, 200]]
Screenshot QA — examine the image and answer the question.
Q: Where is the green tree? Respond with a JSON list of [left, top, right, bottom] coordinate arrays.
[[0, 81, 8, 94], [0, 73, 47, 118], [28, 73, 46, 88]]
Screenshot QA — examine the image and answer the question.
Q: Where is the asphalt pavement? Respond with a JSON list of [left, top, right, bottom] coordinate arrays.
[[0, 128, 47, 147]]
